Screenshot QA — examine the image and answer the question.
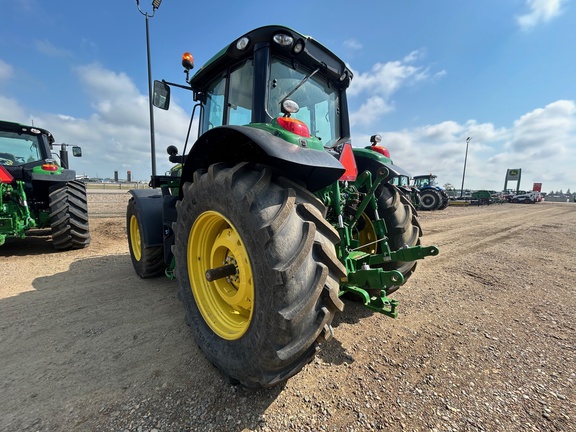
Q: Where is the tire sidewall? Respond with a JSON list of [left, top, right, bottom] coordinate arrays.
[[420, 189, 440, 210], [175, 165, 334, 387]]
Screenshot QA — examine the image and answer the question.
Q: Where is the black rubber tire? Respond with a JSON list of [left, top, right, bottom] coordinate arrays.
[[174, 163, 346, 389], [437, 190, 450, 210], [49, 180, 90, 250], [364, 183, 422, 295], [419, 189, 442, 211], [126, 198, 165, 278]]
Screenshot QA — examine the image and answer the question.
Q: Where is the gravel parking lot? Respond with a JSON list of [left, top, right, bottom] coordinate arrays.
[[1, 195, 574, 431]]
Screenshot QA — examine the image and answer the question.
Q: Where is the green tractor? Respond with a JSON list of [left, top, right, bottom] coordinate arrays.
[[0, 120, 90, 249], [127, 26, 438, 389]]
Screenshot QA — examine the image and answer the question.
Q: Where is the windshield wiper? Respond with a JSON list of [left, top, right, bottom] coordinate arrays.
[[279, 67, 321, 106]]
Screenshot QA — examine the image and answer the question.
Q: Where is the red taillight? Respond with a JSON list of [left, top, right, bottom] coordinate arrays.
[[277, 117, 311, 138], [339, 143, 358, 181], [42, 163, 59, 171], [371, 145, 391, 158], [0, 165, 14, 183]]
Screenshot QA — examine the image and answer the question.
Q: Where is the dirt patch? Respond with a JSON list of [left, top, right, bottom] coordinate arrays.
[[1, 198, 574, 431]]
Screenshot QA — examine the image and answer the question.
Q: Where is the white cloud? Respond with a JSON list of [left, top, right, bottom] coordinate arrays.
[[516, 0, 566, 30], [343, 39, 363, 51], [0, 95, 27, 121], [510, 100, 576, 155], [0, 60, 14, 82], [349, 96, 394, 127], [348, 50, 430, 98], [347, 50, 444, 127], [35, 39, 73, 58], [0, 63, 193, 180], [351, 100, 576, 193]]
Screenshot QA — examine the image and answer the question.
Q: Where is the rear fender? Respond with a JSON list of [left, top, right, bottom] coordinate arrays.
[[179, 125, 345, 194], [30, 168, 76, 183], [353, 148, 412, 183], [128, 189, 163, 247]]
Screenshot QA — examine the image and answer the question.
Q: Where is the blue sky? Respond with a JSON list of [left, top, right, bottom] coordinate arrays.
[[1, 0, 575, 193]]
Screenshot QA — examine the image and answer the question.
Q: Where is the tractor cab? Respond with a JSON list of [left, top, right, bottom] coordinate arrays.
[[153, 25, 353, 191], [0, 121, 82, 186], [412, 174, 439, 189], [0, 122, 53, 179]]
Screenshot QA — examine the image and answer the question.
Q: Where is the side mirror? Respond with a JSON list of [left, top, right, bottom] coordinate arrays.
[[72, 146, 82, 157], [153, 80, 171, 110]]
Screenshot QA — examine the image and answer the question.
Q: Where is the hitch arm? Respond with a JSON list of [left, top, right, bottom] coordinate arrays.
[[388, 245, 439, 262]]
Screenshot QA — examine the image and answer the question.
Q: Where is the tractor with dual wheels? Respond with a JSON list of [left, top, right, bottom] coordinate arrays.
[[412, 174, 450, 211], [0, 120, 90, 249], [127, 26, 438, 389]]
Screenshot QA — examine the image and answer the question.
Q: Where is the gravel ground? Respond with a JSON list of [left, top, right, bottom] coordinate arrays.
[[0, 193, 574, 432]]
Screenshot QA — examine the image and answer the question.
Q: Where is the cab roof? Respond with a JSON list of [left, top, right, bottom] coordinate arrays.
[[190, 25, 352, 91], [0, 120, 55, 144]]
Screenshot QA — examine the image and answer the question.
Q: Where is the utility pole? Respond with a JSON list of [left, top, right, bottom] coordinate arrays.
[[136, 0, 163, 178], [460, 137, 471, 198]]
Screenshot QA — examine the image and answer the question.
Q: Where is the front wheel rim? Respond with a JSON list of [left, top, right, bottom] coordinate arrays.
[[188, 211, 254, 340]]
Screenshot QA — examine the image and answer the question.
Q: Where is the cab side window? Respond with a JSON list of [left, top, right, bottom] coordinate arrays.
[[202, 73, 227, 132], [228, 61, 254, 126], [200, 60, 254, 134]]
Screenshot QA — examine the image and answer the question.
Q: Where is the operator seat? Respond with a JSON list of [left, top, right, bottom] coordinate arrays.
[[0, 152, 16, 164]]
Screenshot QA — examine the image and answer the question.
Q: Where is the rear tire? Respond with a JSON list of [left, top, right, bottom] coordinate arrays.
[[174, 163, 345, 389], [358, 183, 422, 295], [437, 190, 450, 210], [419, 189, 441, 211], [49, 180, 90, 250], [127, 198, 165, 278]]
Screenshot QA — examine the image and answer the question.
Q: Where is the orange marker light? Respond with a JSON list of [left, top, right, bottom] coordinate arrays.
[[41, 163, 59, 172], [182, 52, 194, 71]]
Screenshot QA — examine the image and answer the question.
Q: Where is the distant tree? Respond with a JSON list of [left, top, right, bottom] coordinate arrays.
[[567, 188, 571, 195], [559, 189, 564, 195]]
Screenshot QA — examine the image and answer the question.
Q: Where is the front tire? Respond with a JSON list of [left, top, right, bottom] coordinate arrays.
[[49, 180, 90, 250], [174, 163, 345, 389]]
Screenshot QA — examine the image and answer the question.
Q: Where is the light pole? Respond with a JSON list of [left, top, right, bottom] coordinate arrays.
[[136, 0, 162, 178], [460, 137, 471, 198]]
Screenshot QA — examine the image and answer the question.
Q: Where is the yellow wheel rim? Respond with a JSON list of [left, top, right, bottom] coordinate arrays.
[[355, 213, 377, 254], [188, 211, 254, 340], [129, 215, 142, 261]]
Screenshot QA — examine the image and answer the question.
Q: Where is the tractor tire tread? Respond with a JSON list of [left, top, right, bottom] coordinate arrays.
[[49, 180, 90, 250], [174, 162, 345, 389]]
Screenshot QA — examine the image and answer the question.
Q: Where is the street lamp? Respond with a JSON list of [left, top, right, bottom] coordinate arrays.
[[136, 0, 162, 178], [460, 137, 471, 198]]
